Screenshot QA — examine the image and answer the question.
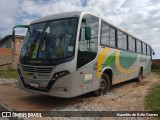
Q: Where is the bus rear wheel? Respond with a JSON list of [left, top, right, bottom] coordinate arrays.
[[137, 69, 143, 82], [94, 73, 111, 96]]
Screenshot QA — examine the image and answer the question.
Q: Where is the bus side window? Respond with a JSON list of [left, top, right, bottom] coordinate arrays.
[[142, 43, 147, 55], [147, 45, 151, 56], [128, 36, 135, 52], [132, 38, 136, 52], [136, 40, 142, 53], [101, 22, 109, 46], [100, 22, 116, 48], [117, 31, 127, 50], [128, 36, 133, 51], [110, 27, 116, 47], [117, 31, 123, 49], [123, 34, 127, 50]]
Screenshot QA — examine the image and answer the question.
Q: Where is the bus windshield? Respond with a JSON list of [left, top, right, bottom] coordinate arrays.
[[20, 18, 78, 65]]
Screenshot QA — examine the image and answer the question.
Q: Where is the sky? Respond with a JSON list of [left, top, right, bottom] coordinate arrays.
[[0, 0, 160, 59]]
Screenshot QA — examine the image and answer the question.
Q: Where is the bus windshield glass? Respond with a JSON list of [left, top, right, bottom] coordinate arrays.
[[20, 18, 78, 65]]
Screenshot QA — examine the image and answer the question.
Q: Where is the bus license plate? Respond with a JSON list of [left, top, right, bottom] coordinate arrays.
[[30, 82, 39, 88]]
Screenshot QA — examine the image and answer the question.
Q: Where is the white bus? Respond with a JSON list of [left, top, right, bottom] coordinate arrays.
[[13, 11, 152, 98]]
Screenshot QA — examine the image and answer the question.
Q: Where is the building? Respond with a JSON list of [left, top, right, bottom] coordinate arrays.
[[0, 35, 24, 69], [0, 35, 13, 48], [152, 59, 160, 65], [13, 35, 25, 68]]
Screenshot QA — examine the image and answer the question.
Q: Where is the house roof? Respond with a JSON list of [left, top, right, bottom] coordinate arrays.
[[0, 35, 25, 44], [0, 35, 12, 44]]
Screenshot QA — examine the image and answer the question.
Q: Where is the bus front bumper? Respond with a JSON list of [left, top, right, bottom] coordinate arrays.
[[17, 75, 78, 98]]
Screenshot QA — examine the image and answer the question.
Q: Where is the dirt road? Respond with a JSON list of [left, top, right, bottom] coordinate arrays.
[[0, 72, 160, 120]]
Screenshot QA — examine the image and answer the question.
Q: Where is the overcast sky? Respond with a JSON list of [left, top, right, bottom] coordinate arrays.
[[0, 0, 160, 58]]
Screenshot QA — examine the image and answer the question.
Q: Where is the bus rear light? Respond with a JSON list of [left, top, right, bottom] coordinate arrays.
[[52, 70, 70, 80]]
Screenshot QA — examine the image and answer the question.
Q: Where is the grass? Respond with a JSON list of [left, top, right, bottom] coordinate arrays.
[[0, 69, 17, 78], [145, 83, 160, 120], [145, 83, 160, 111], [145, 67, 160, 120], [152, 68, 160, 75], [151, 64, 160, 74]]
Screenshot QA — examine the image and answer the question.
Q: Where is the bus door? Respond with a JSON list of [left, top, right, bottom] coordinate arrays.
[[76, 14, 99, 94]]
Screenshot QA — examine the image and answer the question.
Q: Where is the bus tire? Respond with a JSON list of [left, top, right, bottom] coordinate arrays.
[[136, 69, 143, 82], [94, 73, 111, 96]]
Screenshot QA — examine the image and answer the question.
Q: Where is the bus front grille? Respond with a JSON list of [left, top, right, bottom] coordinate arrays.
[[22, 65, 53, 74]]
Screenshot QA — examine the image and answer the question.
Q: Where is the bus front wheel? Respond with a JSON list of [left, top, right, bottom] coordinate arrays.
[[94, 73, 111, 96]]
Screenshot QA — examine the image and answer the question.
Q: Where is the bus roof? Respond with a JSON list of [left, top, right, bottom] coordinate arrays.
[[31, 11, 82, 24]]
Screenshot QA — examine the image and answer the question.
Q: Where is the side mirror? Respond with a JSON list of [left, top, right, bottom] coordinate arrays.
[[12, 30, 15, 41], [12, 25, 29, 41], [85, 27, 91, 40], [153, 51, 155, 55]]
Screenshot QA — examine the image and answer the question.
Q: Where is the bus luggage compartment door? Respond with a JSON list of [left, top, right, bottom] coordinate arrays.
[[77, 66, 93, 94]]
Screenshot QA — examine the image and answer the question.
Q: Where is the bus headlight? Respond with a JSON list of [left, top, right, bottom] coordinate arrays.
[[52, 70, 70, 80]]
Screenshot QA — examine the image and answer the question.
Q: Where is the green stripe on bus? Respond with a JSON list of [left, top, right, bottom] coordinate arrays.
[[119, 51, 137, 69], [103, 52, 116, 67]]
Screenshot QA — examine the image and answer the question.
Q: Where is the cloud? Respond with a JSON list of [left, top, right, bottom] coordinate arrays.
[[0, 0, 160, 54], [21, 0, 83, 17], [0, 0, 21, 36]]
